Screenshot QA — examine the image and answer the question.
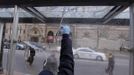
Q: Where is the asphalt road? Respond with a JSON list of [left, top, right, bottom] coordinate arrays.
[[2, 50, 129, 75]]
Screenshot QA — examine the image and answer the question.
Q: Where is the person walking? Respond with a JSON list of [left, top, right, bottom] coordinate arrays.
[[27, 47, 36, 65], [106, 53, 115, 75]]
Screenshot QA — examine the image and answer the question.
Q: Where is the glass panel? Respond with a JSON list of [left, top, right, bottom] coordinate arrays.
[[35, 6, 114, 18], [115, 7, 129, 19], [1, 6, 129, 75], [0, 8, 33, 18], [0, 8, 13, 17]]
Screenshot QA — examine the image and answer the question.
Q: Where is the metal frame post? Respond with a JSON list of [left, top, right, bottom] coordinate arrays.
[[7, 5, 19, 75], [129, 3, 134, 75], [0, 23, 5, 74]]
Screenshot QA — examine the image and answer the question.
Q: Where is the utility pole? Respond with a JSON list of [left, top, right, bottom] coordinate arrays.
[[129, 3, 134, 75], [7, 5, 19, 75]]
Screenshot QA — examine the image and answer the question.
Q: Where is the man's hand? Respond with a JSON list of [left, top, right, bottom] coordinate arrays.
[[60, 25, 71, 35]]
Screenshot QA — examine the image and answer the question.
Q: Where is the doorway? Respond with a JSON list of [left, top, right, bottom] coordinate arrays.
[[31, 36, 39, 42]]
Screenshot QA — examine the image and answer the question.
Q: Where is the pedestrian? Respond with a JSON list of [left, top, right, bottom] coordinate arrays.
[[39, 25, 74, 75], [106, 53, 115, 75], [27, 47, 36, 65]]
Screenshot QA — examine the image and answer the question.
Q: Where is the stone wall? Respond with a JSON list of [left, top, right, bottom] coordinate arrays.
[[74, 24, 129, 50]]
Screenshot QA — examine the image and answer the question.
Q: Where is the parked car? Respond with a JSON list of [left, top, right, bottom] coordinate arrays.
[[74, 48, 106, 61], [23, 41, 46, 51], [30, 42, 46, 50], [4, 42, 10, 49], [16, 43, 26, 50], [4, 42, 26, 50]]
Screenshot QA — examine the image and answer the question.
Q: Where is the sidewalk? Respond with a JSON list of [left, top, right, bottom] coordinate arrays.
[[0, 70, 29, 75], [113, 51, 129, 59], [97, 49, 129, 59]]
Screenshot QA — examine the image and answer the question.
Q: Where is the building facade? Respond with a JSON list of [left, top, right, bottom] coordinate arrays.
[[5, 23, 129, 51]]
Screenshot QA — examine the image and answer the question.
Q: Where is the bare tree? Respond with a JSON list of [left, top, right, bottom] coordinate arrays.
[[96, 26, 100, 49]]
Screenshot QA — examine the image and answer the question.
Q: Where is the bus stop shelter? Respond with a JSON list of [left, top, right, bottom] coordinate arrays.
[[0, 0, 133, 75]]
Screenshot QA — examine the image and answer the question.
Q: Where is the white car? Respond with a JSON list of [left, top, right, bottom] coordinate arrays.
[[74, 48, 106, 61]]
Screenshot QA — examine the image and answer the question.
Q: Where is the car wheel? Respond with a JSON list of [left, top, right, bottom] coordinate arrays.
[[18, 47, 21, 50], [96, 56, 103, 61], [74, 54, 79, 59]]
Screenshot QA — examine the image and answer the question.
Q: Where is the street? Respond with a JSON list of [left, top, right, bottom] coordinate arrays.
[[75, 59, 129, 75], [2, 50, 129, 75]]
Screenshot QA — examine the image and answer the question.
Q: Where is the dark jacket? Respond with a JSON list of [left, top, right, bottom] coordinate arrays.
[[108, 56, 115, 68], [30, 47, 35, 57], [107, 56, 115, 72], [39, 34, 74, 75]]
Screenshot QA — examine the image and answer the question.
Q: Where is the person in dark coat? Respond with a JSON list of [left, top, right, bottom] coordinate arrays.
[[27, 47, 36, 65], [39, 25, 74, 75], [29, 47, 35, 57], [106, 53, 115, 75]]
